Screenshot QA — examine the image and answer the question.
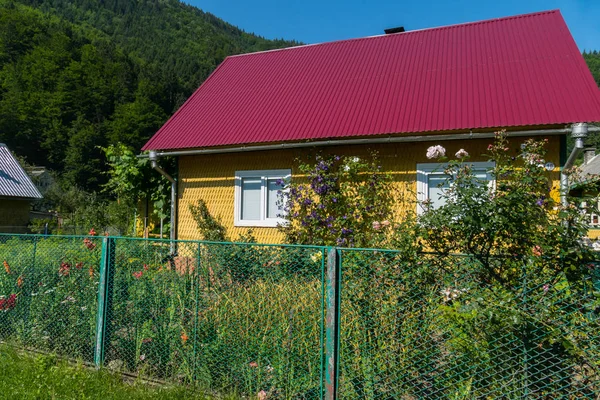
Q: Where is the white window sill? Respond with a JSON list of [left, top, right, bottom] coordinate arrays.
[[234, 219, 286, 228]]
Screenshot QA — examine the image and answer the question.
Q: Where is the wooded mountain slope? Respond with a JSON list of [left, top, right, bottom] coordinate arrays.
[[0, 0, 296, 191]]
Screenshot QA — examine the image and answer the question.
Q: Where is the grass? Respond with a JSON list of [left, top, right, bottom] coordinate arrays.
[[0, 345, 239, 399]]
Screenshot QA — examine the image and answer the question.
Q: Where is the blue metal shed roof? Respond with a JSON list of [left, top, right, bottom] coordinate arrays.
[[0, 143, 43, 200]]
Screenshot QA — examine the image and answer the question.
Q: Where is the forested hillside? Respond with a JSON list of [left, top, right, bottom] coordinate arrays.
[[583, 51, 600, 87], [0, 0, 297, 191]]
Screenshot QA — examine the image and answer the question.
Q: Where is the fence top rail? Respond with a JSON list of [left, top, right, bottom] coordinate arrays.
[[0, 233, 327, 250], [336, 247, 523, 258]]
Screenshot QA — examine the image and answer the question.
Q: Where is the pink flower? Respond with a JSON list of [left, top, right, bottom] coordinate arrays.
[[426, 145, 446, 159], [381, 220, 391, 227], [257, 390, 268, 400], [543, 284, 550, 293], [249, 361, 258, 368], [532, 245, 542, 257], [372, 221, 381, 230], [132, 271, 143, 279]]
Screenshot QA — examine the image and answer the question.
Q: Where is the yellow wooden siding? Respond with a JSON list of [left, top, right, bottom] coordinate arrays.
[[177, 136, 562, 243]]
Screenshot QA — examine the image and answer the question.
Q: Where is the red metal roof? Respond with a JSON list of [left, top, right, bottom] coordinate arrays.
[[143, 10, 600, 151]]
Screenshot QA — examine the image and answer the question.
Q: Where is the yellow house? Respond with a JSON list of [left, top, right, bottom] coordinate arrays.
[[142, 10, 600, 244]]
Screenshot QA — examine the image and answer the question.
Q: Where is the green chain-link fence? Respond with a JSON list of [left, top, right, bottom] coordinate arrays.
[[0, 234, 326, 398], [1, 234, 599, 399], [337, 249, 600, 399]]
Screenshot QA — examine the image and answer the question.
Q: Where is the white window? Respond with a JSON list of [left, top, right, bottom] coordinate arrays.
[[416, 162, 495, 214], [234, 169, 291, 227]]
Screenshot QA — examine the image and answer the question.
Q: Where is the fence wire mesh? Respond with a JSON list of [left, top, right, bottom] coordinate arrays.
[[0, 234, 326, 398], [1, 234, 599, 399], [0, 234, 102, 363], [337, 249, 600, 399]]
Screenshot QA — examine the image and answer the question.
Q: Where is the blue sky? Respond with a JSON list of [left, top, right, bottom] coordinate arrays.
[[189, 0, 599, 51]]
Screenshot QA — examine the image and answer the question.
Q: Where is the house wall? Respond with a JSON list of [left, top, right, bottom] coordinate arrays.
[[177, 135, 562, 243], [0, 199, 31, 232]]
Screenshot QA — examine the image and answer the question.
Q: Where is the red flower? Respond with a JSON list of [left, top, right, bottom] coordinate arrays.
[[0, 294, 17, 310], [132, 271, 143, 279], [17, 276, 23, 288], [180, 331, 189, 343], [59, 262, 71, 276], [143, 264, 149, 271], [83, 238, 96, 250], [88, 228, 97, 236], [3, 260, 11, 275], [75, 262, 83, 270]]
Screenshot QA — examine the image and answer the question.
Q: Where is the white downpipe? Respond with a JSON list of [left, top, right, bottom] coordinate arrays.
[[148, 150, 177, 253], [561, 123, 589, 206]]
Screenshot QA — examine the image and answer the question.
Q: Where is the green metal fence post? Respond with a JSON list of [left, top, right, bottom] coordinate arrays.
[[325, 247, 340, 400], [191, 242, 202, 382], [521, 257, 530, 398], [94, 237, 115, 368]]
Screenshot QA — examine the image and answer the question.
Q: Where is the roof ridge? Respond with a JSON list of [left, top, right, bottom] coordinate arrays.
[[228, 9, 560, 59]]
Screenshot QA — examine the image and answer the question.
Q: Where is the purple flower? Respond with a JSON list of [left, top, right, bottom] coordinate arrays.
[[332, 198, 337, 203], [536, 198, 544, 206]]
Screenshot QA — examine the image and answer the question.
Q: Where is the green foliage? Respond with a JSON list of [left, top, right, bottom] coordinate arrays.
[[583, 50, 600, 87], [0, 0, 296, 193], [279, 153, 395, 247], [419, 132, 593, 271], [0, 235, 324, 398], [188, 199, 227, 241], [103, 143, 172, 225], [0, 345, 237, 399]]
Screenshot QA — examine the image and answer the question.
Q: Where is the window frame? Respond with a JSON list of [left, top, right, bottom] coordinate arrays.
[[234, 169, 291, 227], [416, 161, 495, 214]]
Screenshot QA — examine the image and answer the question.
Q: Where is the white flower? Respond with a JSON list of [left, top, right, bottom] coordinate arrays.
[[455, 149, 469, 158], [310, 252, 323, 263], [352, 157, 360, 163], [343, 165, 350, 171], [426, 145, 446, 159]]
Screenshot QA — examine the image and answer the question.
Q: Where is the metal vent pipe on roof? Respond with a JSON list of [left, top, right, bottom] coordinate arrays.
[[561, 122, 588, 205], [149, 150, 177, 253]]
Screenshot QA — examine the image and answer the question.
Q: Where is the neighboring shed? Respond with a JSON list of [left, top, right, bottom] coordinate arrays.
[[0, 143, 43, 233]]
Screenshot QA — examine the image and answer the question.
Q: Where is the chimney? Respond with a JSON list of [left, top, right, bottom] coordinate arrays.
[[384, 26, 405, 34], [583, 147, 596, 165]]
